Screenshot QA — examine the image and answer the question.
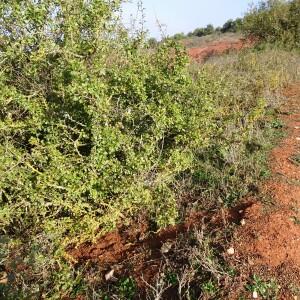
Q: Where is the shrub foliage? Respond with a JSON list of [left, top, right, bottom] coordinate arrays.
[[242, 0, 300, 47], [0, 0, 217, 247]]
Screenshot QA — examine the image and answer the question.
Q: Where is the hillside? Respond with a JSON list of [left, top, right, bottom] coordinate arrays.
[[186, 34, 252, 63]]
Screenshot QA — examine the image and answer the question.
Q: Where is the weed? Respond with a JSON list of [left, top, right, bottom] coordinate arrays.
[[289, 284, 300, 297], [202, 279, 217, 296], [246, 275, 279, 299], [290, 216, 300, 225], [117, 277, 136, 300], [165, 272, 178, 286], [227, 267, 237, 277], [271, 119, 284, 129]]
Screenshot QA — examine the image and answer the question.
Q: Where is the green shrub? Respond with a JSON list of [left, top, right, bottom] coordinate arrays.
[[0, 0, 220, 245], [242, 0, 300, 47], [221, 18, 243, 33], [0, 1, 218, 298]]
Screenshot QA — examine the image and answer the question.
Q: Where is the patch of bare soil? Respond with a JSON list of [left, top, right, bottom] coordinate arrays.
[[188, 38, 253, 63], [69, 203, 252, 293], [230, 83, 300, 298], [69, 212, 206, 288]]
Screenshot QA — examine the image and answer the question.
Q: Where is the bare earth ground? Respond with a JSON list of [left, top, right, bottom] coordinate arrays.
[[187, 38, 253, 63], [227, 83, 300, 299]]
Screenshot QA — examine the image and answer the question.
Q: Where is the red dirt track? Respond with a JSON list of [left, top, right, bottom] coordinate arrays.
[[230, 83, 300, 298]]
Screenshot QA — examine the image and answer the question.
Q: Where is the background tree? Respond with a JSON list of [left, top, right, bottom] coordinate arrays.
[[221, 18, 243, 33], [148, 37, 158, 47], [242, 0, 300, 46], [204, 24, 215, 35]]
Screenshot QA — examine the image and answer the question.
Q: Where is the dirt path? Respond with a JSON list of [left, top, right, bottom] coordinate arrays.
[[230, 83, 300, 298]]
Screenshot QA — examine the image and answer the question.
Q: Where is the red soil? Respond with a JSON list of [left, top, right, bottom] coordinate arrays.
[[69, 206, 250, 290], [188, 38, 253, 63], [230, 83, 300, 297], [69, 212, 206, 287]]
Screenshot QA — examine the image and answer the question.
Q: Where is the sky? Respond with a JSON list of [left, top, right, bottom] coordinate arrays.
[[122, 0, 259, 39]]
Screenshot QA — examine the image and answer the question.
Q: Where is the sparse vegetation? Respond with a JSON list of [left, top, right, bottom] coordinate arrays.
[[0, 0, 300, 299], [246, 275, 279, 299]]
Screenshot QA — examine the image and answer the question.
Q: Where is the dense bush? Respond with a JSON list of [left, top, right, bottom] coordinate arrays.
[[0, 1, 217, 297], [242, 0, 300, 47], [192, 24, 215, 37], [0, 0, 221, 246], [221, 18, 243, 33]]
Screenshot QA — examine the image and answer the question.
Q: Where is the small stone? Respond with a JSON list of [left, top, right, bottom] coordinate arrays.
[[0, 272, 8, 284], [227, 247, 235, 255], [293, 296, 298, 300], [295, 126, 300, 129], [105, 269, 115, 281], [296, 137, 300, 141], [253, 290, 258, 299], [161, 241, 173, 254], [241, 219, 246, 226]]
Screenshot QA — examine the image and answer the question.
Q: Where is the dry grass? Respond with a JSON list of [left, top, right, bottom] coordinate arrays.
[[181, 32, 242, 49]]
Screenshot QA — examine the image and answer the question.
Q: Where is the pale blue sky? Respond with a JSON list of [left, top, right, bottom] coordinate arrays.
[[122, 0, 259, 39]]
